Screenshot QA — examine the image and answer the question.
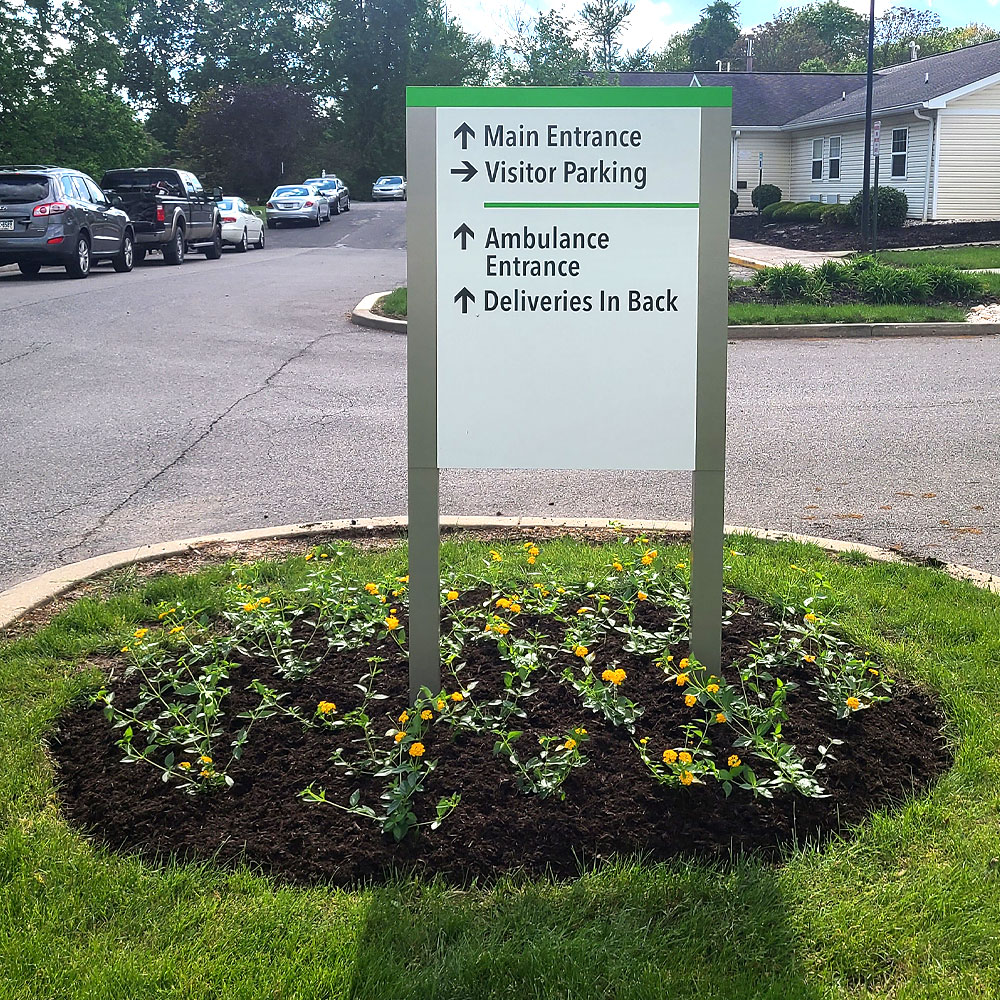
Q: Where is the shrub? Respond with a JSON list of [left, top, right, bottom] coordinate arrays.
[[915, 264, 986, 302], [759, 263, 814, 300], [770, 205, 794, 220], [848, 186, 909, 229], [807, 204, 827, 220], [856, 263, 929, 304], [731, 189, 739, 215], [814, 259, 854, 287], [751, 183, 782, 211], [760, 200, 793, 219], [821, 204, 852, 226]]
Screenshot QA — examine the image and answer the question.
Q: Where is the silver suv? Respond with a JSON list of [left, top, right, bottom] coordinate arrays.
[[0, 165, 135, 279]]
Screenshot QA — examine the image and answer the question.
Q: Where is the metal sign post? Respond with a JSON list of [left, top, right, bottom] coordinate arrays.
[[406, 86, 732, 702], [872, 121, 881, 253]]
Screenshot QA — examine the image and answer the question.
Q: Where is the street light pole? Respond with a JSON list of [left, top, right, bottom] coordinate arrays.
[[860, 0, 876, 251]]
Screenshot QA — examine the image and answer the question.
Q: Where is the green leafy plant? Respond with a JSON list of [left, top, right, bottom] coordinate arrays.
[[493, 727, 590, 799], [751, 183, 782, 211], [848, 186, 909, 229]]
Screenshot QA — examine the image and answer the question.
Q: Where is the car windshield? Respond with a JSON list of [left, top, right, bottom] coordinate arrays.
[[305, 178, 336, 188], [377, 177, 402, 185], [0, 175, 49, 203], [273, 186, 310, 197]]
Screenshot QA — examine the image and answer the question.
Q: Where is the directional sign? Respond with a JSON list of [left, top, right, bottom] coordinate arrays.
[[405, 86, 732, 699], [873, 119, 881, 157]]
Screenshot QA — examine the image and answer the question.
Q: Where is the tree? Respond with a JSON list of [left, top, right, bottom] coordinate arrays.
[[178, 85, 321, 201], [651, 30, 693, 71], [0, 0, 52, 123], [688, 1, 741, 69], [502, 7, 591, 85], [874, 6, 941, 66], [742, 2, 865, 73], [580, 0, 634, 72]]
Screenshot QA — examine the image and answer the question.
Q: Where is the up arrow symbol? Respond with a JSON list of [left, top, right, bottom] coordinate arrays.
[[454, 287, 475, 313], [454, 122, 476, 149], [453, 223, 475, 249]]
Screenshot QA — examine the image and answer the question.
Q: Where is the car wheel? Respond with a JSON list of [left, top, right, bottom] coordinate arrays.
[[65, 234, 91, 278], [204, 226, 223, 259], [332, 198, 341, 215], [236, 229, 248, 253], [344, 196, 350, 212], [163, 227, 185, 265], [267, 219, 276, 229], [312, 210, 321, 227], [112, 231, 135, 273], [255, 226, 265, 249], [17, 261, 42, 278]]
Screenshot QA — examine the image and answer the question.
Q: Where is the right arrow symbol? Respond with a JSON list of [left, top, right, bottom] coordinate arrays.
[[454, 122, 476, 149], [454, 287, 475, 313], [450, 161, 478, 183], [453, 223, 475, 249]]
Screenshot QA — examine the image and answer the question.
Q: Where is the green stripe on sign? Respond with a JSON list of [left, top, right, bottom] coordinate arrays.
[[406, 86, 732, 108], [484, 202, 700, 209]]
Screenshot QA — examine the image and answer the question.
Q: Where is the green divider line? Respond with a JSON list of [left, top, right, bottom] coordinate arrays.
[[484, 202, 699, 209], [407, 86, 731, 108]]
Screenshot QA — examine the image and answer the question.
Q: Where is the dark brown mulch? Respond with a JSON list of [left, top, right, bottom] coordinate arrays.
[[731, 214, 1000, 252], [49, 593, 950, 887], [727, 284, 995, 308]]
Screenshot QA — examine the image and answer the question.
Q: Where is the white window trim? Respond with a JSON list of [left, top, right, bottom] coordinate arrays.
[[811, 137, 824, 181], [828, 135, 842, 181], [889, 126, 908, 180]]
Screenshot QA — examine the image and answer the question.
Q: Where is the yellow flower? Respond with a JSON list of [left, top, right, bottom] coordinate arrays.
[[679, 770, 694, 786], [641, 554, 653, 566], [320, 553, 329, 559], [706, 683, 720, 694], [489, 550, 502, 562], [727, 754, 741, 768], [385, 615, 400, 630], [523, 542, 533, 550], [715, 713, 727, 724], [379, 595, 387, 604], [242, 602, 257, 612], [496, 597, 512, 609], [394, 732, 405, 743], [258, 597, 271, 605], [398, 710, 410, 725], [685, 693, 697, 707], [847, 696, 861, 710], [679, 658, 690, 669], [392, 589, 401, 597], [577, 607, 592, 615], [509, 603, 522, 614], [675, 562, 686, 570], [527, 555, 536, 564], [541, 590, 550, 597], [446, 590, 459, 601], [398, 575, 409, 583], [678, 751, 693, 764], [317, 701, 336, 715], [421, 709, 433, 721], [133, 628, 148, 639], [804, 613, 818, 622], [364, 582, 379, 595], [493, 622, 510, 635], [676, 673, 689, 686], [436, 699, 446, 711], [199, 769, 212, 778], [528, 546, 540, 557], [601, 668, 626, 686], [869, 668, 879, 676], [636, 591, 648, 601], [484, 624, 492, 632], [573, 645, 589, 658], [613, 561, 624, 572], [179, 761, 192, 770], [450, 692, 464, 702], [169, 626, 184, 635], [789, 564, 802, 572], [120, 646, 130, 653], [640, 736, 648, 744], [662, 749, 678, 764], [557, 587, 566, 594], [803, 654, 816, 663], [409, 742, 425, 758], [574, 727, 587, 735], [563, 738, 577, 751], [199, 755, 213, 764], [305, 553, 314, 561]]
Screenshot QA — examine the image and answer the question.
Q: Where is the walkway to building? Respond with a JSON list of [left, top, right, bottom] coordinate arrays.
[[729, 239, 852, 270]]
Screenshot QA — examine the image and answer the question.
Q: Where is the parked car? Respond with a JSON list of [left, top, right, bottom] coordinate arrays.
[[265, 185, 330, 228], [100, 167, 223, 264], [303, 176, 350, 214], [0, 165, 136, 279], [218, 196, 265, 252], [372, 175, 406, 201]]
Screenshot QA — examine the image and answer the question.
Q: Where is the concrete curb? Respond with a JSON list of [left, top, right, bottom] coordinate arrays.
[[350, 291, 407, 333], [2, 516, 998, 631], [729, 255, 767, 271]]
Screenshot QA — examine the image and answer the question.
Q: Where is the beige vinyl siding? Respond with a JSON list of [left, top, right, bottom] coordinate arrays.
[[732, 131, 791, 210], [788, 115, 931, 217], [935, 112, 1000, 219], [949, 80, 1000, 109]]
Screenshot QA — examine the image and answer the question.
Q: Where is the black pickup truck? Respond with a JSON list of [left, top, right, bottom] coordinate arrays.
[[100, 168, 223, 264]]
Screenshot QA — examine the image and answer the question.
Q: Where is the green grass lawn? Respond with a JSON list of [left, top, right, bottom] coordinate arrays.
[[729, 302, 968, 325], [3, 534, 1000, 997], [875, 246, 1000, 270], [376, 287, 407, 318]]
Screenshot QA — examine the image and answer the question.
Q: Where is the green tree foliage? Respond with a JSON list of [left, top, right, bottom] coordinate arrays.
[[580, 0, 635, 72], [0, 0, 52, 123], [178, 85, 321, 201], [651, 30, 694, 71], [688, 1, 741, 69], [502, 8, 592, 85], [745, 2, 865, 72]]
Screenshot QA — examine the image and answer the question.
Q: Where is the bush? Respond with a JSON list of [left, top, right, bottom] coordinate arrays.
[[759, 263, 814, 300], [760, 200, 793, 219], [730, 189, 739, 215], [848, 186, 909, 229], [807, 204, 827, 220], [751, 183, 782, 211], [814, 259, 854, 287], [856, 263, 930, 304], [821, 204, 852, 226], [915, 264, 985, 302]]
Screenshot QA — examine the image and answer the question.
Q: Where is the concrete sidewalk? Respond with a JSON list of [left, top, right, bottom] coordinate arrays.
[[730, 239, 852, 270]]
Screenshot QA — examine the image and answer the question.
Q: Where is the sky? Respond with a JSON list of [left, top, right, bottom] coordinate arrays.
[[448, 0, 1000, 53]]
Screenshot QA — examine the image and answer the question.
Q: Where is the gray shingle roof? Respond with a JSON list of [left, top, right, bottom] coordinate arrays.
[[620, 40, 1000, 129]]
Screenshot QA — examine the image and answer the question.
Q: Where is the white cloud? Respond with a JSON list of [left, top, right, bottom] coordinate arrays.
[[620, 0, 689, 51]]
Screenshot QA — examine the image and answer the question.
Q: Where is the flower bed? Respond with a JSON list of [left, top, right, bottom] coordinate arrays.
[[48, 535, 948, 885]]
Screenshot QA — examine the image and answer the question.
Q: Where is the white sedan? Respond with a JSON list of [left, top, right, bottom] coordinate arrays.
[[218, 197, 266, 252]]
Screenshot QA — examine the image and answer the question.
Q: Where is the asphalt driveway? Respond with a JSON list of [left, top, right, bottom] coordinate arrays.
[[1, 200, 998, 590]]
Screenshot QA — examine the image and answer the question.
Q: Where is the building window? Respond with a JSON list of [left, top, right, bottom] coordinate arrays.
[[829, 136, 841, 180], [891, 128, 907, 177], [812, 138, 823, 180]]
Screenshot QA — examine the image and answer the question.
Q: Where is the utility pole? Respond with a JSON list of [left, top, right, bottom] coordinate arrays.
[[860, 0, 876, 251]]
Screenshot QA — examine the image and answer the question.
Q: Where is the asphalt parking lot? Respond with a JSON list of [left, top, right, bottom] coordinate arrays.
[[1, 200, 999, 590]]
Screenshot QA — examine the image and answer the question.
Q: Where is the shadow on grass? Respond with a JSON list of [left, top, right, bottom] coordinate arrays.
[[346, 858, 826, 1000]]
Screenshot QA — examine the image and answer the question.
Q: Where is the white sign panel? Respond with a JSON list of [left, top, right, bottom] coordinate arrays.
[[433, 104, 705, 471]]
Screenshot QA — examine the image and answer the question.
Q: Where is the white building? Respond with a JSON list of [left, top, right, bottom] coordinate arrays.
[[622, 39, 1000, 220]]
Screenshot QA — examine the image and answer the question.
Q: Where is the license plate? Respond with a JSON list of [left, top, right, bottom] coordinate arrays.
[[0, 219, 14, 231], [278, 203, 296, 209]]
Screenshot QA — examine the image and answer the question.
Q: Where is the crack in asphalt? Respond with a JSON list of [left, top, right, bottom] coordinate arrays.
[[0, 342, 48, 367], [55, 328, 340, 563]]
